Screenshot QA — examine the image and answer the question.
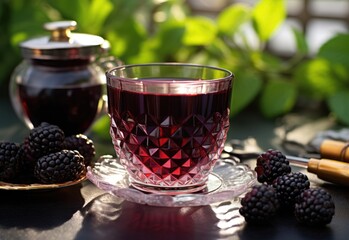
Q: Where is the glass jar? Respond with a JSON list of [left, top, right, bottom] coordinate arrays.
[[10, 21, 120, 135]]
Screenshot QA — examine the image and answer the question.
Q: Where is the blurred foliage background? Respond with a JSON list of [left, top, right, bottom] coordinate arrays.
[[1, 0, 349, 132]]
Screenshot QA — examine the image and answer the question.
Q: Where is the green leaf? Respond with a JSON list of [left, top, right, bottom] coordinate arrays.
[[230, 71, 263, 116], [292, 27, 308, 55], [106, 16, 147, 61], [327, 91, 349, 125], [294, 58, 347, 100], [84, 0, 113, 33], [183, 16, 217, 46], [46, 0, 113, 34], [91, 114, 111, 141], [47, 0, 86, 21], [9, 1, 49, 36], [318, 34, 349, 68], [252, 0, 286, 41], [156, 20, 186, 57], [128, 37, 160, 63], [251, 51, 283, 72], [217, 4, 251, 36], [260, 79, 297, 118], [205, 38, 241, 67]]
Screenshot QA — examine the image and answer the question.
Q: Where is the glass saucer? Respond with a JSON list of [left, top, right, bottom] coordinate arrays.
[[87, 155, 257, 207]]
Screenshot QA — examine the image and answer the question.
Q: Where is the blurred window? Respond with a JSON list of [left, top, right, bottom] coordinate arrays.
[[186, 0, 349, 56]]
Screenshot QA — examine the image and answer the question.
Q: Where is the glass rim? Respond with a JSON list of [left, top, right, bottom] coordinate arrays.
[[105, 62, 234, 84]]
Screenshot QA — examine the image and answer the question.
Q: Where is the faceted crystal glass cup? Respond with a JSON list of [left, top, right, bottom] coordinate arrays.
[[106, 63, 233, 194]]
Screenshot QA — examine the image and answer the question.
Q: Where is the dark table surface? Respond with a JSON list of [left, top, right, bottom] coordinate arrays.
[[0, 97, 348, 240]]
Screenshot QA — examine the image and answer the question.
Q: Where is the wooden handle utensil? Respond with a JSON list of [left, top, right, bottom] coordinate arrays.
[[320, 139, 349, 162], [287, 155, 349, 186]]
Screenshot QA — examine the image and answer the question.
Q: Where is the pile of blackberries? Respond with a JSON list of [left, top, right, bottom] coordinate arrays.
[[239, 149, 335, 227], [0, 122, 95, 184]]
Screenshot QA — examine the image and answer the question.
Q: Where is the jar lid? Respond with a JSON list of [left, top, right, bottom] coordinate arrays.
[[20, 21, 107, 60]]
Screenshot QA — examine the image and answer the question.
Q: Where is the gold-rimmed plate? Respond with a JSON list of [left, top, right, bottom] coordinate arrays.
[[0, 174, 87, 190]]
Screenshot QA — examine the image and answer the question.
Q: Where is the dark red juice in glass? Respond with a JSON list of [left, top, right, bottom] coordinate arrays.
[[107, 80, 232, 190], [18, 83, 103, 135]]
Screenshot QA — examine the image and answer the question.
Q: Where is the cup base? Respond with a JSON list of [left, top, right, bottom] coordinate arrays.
[[130, 182, 206, 195], [129, 174, 223, 195]]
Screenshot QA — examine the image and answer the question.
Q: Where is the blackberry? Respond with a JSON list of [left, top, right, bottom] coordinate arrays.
[[239, 184, 279, 224], [64, 134, 95, 166], [17, 138, 36, 169], [274, 172, 310, 208], [28, 122, 65, 158], [255, 149, 291, 184], [0, 142, 20, 181], [34, 150, 86, 184], [294, 188, 335, 226]]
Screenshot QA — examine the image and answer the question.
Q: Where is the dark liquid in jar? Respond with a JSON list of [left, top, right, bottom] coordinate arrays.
[[18, 83, 103, 135]]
